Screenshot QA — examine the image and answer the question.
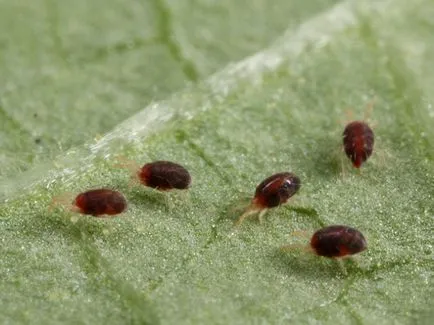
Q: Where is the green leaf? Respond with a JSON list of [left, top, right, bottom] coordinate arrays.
[[1, 0, 434, 324], [0, 0, 337, 180]]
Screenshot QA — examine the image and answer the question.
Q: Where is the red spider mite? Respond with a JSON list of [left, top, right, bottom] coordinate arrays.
[[343, 121, 375, 168], [282, 225, 367, 259], [73, 189, 127, 217], [235, 172, 301, 226], [311, 225, 367, 258], [138, 161, 191, 191], [115, 158, 191, 191]]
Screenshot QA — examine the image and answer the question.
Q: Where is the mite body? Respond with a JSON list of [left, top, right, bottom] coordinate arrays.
[[310, 225, 367, 258], [235, 172, 301, 226], [138, 161, 191, 191], [343, 121, 374, 168], [74, 189, 127, 217], [254, 172, 301, 208]]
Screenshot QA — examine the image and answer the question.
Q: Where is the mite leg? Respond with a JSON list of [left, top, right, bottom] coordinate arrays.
[[49, 192, 74, 212], [163, 192, 174, 212], [340, 150, 347, 179], [234, 206, 259, 227], [113, 155, 141, 178], [127, 176, 139, 189], [257, 209, 268, 224], [174, 189, 191, 207], [363, 97, 376, 121], [344, 108, 354, 124], [280, 244, 312, 254], [336, 258, 348, 276], [289, 230, 310, 239]]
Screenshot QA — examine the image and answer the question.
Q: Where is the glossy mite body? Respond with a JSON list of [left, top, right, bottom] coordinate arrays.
[[254, 172, 301, 208], [310, 225, 367, 258], [235, 172, 301, 226], [74, 189, 127, 217], [343, 121, 374, 168], [138, 161, 191, 191]]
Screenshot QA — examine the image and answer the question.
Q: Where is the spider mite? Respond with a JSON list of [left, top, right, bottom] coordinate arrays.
[[74, 189, 127, 216], [341, 100, 376, 169], [115, 158, 191, 191], [235, 172, 301, 226], [311, 225, 367, 258], [343, 121, 375, 168], [138, 161, 191, 191], [53, 189, 127, 217], [282, 225, 367, 259]]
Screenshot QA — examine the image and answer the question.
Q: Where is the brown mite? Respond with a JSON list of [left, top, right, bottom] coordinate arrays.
[[282, 225, 367, 259], [115, 158, 191, 191], [138, 161, 191, 190], [73, 189, 127, 217], [235, 172, 301, 226], [343, 121, 374, 168], [311, 225, 367, 258]]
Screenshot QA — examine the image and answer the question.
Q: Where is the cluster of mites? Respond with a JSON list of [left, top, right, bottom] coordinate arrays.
[[64, 121, 373, 260]]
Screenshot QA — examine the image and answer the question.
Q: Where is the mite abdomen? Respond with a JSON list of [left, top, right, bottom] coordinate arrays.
[[310, 225, 367, 258], [138, 161, 191, 190], [74, 189, 127, 217], [343, 121, 374, 168]]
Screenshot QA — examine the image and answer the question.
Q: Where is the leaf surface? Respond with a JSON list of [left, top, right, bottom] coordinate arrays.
[[1, 1, 433, 324]]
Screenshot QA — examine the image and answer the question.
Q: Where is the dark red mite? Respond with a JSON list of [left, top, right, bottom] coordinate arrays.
[[254, 172, 301, 208], [310, 225, 367, 258], [138, 161, 191, 191], [343, 121, 374, 168], [235, 172, 301, 226], [73, 189, 127, 217]]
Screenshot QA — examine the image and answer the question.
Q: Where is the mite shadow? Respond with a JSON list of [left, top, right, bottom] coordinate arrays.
[[270, 248, 353, 279], [23, 209, 110, 247], [214, 194, 254, 225], [284, 205, 323, 224], [126, 188, 169, 211], [214, 193, 323, 229]]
